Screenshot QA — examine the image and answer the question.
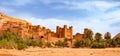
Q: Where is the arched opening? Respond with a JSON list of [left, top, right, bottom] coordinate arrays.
[[40, 36, 44, 39]]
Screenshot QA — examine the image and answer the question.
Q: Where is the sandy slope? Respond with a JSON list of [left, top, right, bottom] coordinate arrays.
[[0, 47, 120, 56]]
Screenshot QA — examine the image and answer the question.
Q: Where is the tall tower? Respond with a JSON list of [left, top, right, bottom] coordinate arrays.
[[69, 26, 73, 38], [63, 25, 67, 37], [56, 26, 60, 37], [56, 25, 73, 38]]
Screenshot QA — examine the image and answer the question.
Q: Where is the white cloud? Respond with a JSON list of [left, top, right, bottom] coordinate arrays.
[[102, 10, 120, 20], [51, 1, 120, 12], [90, 1, 120, 11], [7, 5, 119, 37]]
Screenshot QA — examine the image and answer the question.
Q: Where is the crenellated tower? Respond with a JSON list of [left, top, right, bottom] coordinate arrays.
[[56, 25, 73, 39]]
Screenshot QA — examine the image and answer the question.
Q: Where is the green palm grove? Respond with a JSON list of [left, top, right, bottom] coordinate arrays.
[[0, 28, 120, 50]]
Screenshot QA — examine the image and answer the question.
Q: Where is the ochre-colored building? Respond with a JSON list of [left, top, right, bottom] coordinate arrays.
[[56, 25, 73, 39], [0, 13, 84, 43], [73, 33, 84, 39]]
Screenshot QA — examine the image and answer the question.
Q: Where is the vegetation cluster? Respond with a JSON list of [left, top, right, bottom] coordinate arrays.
[[0, 28, 120, 50]]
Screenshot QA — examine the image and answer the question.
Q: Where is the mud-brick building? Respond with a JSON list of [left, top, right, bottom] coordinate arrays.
[[56, 25, 73, 39], [0, 13, 85, 43]]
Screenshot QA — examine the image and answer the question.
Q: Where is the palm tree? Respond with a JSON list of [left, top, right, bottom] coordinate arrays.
[[94, 32, 102, 42], [104, 32, 112, 47], [84, 29, 93, 40], [104, 32, 111, 40]]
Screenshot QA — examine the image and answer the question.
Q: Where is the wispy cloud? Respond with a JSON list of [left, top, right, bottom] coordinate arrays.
[[50, 1, 120, 12], [1, 0, 33, 6]]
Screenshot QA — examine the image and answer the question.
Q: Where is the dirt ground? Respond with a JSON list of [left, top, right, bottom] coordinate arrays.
[[0, 47, 120, 56]]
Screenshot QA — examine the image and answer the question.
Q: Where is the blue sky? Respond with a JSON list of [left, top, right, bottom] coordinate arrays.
[[0, 0, 120, 37]]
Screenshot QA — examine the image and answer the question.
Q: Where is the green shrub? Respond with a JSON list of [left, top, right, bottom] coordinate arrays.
[[83, 39, 91, 47], [0, 28, 28, 50], [110, 39, 117, 47], [0, 39, 17, 49], [91, 41, 105, 48], [62, 38, 68, 47], [17, 42, 28, 50], [0, 35, 27, 50], [104, 39, 114, 47], [25, 37, 37, 46], [37, 38, 44, 47], [55, 40, 63, 47], [73, 38, 92, 48], [73, 39, 84, 48], [45, 42, 52, 48], [115, 38, 120, 47]]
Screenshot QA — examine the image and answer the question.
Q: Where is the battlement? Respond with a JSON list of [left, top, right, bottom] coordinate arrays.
[[56, 25, 73, 39]]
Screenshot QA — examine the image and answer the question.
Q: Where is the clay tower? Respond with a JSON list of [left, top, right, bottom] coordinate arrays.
[[56, 25, 73, 39]]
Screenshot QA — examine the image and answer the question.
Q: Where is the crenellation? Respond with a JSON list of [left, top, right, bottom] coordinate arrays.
[[56, 25, 73, 39], [64, 25, 67, 29]]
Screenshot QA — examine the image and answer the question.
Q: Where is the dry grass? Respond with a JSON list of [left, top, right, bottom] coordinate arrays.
[[0, 47, 120, 56]]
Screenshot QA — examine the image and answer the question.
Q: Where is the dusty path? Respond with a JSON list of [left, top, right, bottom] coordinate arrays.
[[0, 47, 120, 56]]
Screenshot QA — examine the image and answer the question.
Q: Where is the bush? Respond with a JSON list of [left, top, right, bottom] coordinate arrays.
[[0, 28, 28, 50], [37, 38, 44, 47], [45, 42, 52, 48], [55, 40, 63, 47], [73, 39, 84, 48], [83, 39, 91, 47], [115, 38, 120, 47], [16, 43, 28, 50], [91, 41, 105, 48], [110, 39, 117, 47], [0, 32, 27, 50], [104, 39, 116, 47], [62, 38, 68, 47], [0, 39, 17, 49], [25, 37, 37, 47]]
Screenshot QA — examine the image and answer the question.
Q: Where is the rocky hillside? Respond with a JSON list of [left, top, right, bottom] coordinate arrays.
[[0, 13, 33, 38], [0, 13, 32, 28], [0, 13, 52, 40]]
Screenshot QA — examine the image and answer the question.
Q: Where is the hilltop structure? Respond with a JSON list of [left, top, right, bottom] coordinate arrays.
[[0, 13, 85, 43]]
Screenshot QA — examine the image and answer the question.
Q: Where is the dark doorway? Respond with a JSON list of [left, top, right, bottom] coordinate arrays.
[[40, 36, 44, 39]]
